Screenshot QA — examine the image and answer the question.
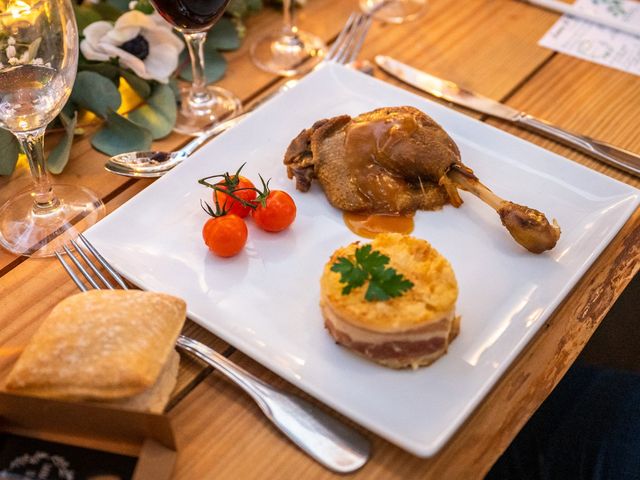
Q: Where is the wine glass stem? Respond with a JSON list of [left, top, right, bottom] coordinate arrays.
[[183, 32, 212, 109], [283, 0, 295, 34], [15, 128, 59, 213]]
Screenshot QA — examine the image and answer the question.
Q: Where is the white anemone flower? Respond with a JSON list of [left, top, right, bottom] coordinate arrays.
[[80, 10, 184, 83]]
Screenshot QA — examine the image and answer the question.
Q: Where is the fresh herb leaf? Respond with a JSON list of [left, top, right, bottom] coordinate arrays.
[[331, 245, 414, 301], [331, 257, 367, 295]]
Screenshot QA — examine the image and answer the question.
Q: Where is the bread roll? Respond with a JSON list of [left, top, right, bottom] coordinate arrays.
[[5, 290, 186, 412], [321, 233, 459, 369]]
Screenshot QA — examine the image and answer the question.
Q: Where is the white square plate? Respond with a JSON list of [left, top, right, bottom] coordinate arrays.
[[86, 64, 639, 457]]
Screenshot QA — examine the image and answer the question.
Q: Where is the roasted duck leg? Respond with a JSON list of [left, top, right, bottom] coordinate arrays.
[[284, 106, 561, 253], [447, 166, 560, 254]]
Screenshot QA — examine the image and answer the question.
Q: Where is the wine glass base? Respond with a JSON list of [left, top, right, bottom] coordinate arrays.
[[360, 0, 427, 24], [250, 29, 326, 77], [173, 85, 242, 136], [0, 184, 106, 258]]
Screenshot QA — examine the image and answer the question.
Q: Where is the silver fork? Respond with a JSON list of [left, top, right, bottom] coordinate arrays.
[[325, 12, 373, 65], [105, 12, 374, 178], [55, 234, 370, 473]]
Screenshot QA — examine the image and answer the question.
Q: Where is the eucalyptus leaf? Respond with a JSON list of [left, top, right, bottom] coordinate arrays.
[[120, 69, 151, 99], [61, 98, 76, 119], [47, 112, 78, 174], [71, 71, 121, 118], [0, 128, 20, 176], [78, 62, 121, 86], [227, 0, 250, 18], [179, 49, 227, 83], [106, 0, 130, 11], [134, 0, 155, 14], [206, 18, 240, 51], [92, 110, 153, 156], [127, 84, 177, 139], [74, 5, 102, 32], [168, 78, 181, 103], [91, 2, 122, 22]]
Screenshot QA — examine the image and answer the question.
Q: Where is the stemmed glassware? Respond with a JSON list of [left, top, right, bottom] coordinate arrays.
[[360, 0, 427, 24], [250, 0, 326, 76], [149, 0, 241, 136], [0, 0, 105, 258]]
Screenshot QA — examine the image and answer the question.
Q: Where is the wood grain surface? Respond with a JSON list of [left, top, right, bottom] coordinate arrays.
[[0, 0, 638, 478]]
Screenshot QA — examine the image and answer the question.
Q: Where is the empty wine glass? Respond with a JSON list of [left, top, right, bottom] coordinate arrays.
[[250, 0, 326, 76], [149, 0, 241, 136], [360, 0, 427, 24], [0, 0, 105, 258]]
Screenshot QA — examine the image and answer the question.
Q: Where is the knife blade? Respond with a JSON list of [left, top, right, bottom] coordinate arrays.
[[375, 55, 640, 177]]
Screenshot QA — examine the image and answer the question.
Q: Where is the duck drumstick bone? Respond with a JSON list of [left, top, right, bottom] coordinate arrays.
[[447, 166, 561, 254]]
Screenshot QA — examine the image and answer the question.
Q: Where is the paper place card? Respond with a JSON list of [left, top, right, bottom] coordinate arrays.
[[539, 0, 640, 76]]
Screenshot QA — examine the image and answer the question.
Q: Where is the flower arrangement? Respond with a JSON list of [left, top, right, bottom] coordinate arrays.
[[0, 0, 264, 175]]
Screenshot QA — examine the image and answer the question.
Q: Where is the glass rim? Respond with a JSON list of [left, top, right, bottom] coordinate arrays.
[[0, 0, 48, 19]]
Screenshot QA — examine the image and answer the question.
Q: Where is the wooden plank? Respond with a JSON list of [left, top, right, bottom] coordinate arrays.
[[487, 55, 640, 186], [363, 0, 559, 100]]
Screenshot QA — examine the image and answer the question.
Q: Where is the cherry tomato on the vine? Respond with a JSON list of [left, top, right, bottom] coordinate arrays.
[[253, 190, 297, 232], [214, 175, 256, 218], [202, 215, 247, 257]]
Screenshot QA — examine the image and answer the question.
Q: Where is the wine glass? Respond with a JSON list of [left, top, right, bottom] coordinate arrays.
[[0, 0, 105, 258], [360, 0, 427, 24], [149, 0, 241, 136], [250, 0, 326, 76]]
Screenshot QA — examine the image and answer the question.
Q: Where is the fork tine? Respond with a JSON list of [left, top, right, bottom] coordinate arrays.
[[55, 251, 89, 292], [344, 15, 372, 65], [79, 234, 129, 290], [333, 15, 362, 64], [333, 14, 371, 65], [326, 12, 357, 62], [70, 238, 115, 289], [61, 244, 101, 290]]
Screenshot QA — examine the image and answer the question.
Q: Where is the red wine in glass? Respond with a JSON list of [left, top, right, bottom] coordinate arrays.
[[148, 0, 241, 135], [151, 0, 230, 32]]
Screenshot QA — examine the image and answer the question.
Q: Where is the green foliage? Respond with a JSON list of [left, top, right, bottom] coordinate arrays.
[[331, 245, 415, 301], [120, 69, 151, 99], [127, 84, 177, 139], [74, 5, 103, 32], [0, 129, 20, 176], [91, 2, 122, 21], [48, 112, 78, 174], [71, 71, 122, 118], [180, 49, 227, 83], [207, 17, 241, 51], [227, 0, 263, 18], [92, 110, 153, 156], [77, 61, 121, 85], [105, 0, 130, 11], [0, 0, 266, 176]]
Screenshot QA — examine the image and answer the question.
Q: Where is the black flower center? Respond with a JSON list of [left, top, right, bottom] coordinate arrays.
[[119, 34, 149, 61]]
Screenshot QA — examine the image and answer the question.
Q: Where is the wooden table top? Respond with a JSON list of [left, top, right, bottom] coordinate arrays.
[[1, 0, 639, 478]]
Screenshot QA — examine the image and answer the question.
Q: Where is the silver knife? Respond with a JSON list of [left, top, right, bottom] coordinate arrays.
[[375, 55, 640, 178]]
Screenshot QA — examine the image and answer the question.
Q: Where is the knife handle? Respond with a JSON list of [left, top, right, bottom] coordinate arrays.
[[515, 114, 640, 178]]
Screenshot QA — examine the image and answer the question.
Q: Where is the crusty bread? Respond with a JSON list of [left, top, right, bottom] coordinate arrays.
[[111, 350, 180, 413], [320, 233, 459, 369], [5, 290, 186, 410]]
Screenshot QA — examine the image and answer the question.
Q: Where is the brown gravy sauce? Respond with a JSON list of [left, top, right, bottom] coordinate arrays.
[[343, 115, 420, 212], [343, 212, 415, 239]]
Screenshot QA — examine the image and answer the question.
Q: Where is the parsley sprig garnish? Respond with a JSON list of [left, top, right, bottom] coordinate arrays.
[[330, 245, 414, 302]]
